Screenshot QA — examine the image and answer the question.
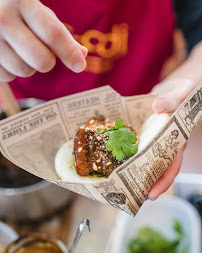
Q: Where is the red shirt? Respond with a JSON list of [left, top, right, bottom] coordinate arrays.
[[11, 0, 175, 100]]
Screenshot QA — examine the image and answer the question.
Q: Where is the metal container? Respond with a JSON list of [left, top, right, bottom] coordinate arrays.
[[0, 99, 74, 221], [0, 180, 74, 221]]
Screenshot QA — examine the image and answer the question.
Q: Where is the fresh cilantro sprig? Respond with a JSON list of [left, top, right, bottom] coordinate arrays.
[[97, 119, 138, 161]]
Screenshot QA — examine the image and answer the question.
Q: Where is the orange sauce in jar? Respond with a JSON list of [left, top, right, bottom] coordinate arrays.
[[0, 244, 4, 253], [15, 241, 63, 253]]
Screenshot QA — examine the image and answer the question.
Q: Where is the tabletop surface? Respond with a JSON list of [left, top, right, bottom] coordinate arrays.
[[4, 125, 202, 253], [6, 194, 117, 253]]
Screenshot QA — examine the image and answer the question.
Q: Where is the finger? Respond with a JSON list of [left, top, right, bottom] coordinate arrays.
[[79, 45, 88, 58], [19, 0, 87, 72], [44, 5, 88, 58], [152, 79, 195, 113], [1, 15, 56, 73], [148, 148, 184, 200], [0, 64, 15, 82], [0, 39, 35, 77]]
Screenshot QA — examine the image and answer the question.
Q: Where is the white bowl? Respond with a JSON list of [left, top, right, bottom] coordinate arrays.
[[105, 196, 201, 253]]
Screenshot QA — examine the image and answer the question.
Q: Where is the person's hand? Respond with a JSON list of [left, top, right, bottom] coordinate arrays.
[[147, 78, 197, 200], [0, 0, 87, 82], [151, 79, 196, 113]]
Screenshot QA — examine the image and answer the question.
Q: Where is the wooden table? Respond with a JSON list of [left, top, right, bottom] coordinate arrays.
[[7, 194, 117, 253]]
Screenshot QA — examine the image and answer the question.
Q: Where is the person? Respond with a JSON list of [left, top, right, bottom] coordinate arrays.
[[0, 0, 201, 200]]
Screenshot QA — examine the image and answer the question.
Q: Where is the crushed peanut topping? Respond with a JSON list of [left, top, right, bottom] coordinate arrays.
[[89, 119, 95, 125], [93, 162, 98, 171], [78, 147, 82, 152], [74, 118, 137, 177]]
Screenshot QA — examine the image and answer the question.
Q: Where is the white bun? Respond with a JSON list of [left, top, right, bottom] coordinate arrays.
[[55, 113, 169, 182], [138, 113, 170, 151], [55, 140, 107, 184]]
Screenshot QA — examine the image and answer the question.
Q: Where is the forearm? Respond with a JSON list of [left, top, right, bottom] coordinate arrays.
[[167, 41, 202, 84], [149, 41, 202, 200], [152, 41, 202, 100], [152, 41, 202, 113]]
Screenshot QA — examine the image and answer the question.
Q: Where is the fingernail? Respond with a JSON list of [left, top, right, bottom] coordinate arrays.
[[81, 46, 88, 58], [152, 97, 166, 113], [147, 193, 154, 201], [72, 61, 86, 73], [147, 192, 157, 201]]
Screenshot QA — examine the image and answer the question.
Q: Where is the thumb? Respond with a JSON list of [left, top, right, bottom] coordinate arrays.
[[152, 80, 196, 113], [152, 93, 181, 113]]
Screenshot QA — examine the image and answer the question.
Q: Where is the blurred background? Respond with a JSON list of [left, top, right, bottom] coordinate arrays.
[[0, 11, 202, 253]]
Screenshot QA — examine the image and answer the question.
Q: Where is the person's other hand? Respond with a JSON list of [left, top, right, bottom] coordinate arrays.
[[151, 79, 196, 113], [0, 0, 87, 82], [148, 78, 197, 200]]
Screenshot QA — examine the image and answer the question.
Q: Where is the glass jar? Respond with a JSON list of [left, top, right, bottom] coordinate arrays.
[[5, 232, 69, 253]]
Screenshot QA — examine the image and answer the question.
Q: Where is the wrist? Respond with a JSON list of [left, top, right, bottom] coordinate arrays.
[[165, 41, 202, 85]]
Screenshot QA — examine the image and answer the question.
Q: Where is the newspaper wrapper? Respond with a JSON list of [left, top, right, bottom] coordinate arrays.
[[0, 83, 202, 216]]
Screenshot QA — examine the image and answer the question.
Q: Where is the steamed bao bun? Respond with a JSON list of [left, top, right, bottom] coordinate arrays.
[[54, 113, 170, 183], [55, 140, 107, 184], [138, 113, 170, 151]]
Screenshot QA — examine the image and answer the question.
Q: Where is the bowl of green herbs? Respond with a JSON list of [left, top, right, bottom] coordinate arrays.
[[104, 196, 201, 253], [127, 219, 187, 253]]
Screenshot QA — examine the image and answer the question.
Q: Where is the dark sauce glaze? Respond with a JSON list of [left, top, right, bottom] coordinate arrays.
[[74, 118, 121, 177]]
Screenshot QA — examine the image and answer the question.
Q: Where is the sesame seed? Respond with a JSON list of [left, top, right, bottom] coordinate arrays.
[[97, 136, 101, 141], [78, 147, 82, 152], [89, 119, 95, 124], [93, 162, 98, 171]]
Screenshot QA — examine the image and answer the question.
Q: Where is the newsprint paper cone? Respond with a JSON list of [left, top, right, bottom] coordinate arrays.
[[0, 83, 202, 216]]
